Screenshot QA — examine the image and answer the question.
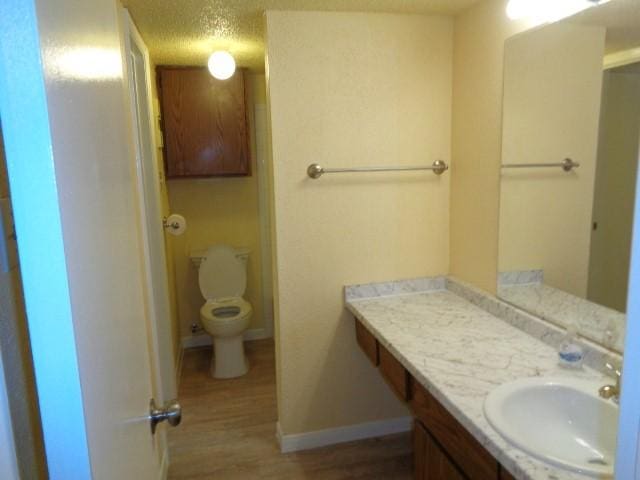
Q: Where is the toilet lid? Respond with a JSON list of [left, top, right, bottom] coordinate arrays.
[[199, 245, 246, 300]]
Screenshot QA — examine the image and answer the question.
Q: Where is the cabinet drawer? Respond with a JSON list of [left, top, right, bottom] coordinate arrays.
[[379, 344, 409, 401], [355, 319, 378, 366], [410, 382, 498, 480]]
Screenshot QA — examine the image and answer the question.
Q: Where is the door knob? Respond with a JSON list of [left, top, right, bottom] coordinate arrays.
[[149, 398, 182, 434]]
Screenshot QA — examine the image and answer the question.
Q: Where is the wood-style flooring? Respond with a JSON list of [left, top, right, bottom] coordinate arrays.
[[168, 339, 413, 479]]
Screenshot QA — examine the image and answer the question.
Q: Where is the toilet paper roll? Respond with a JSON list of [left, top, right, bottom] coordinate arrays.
[[164, 214, 187, 236]]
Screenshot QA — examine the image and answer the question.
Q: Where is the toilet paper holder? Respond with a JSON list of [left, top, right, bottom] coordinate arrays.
[[162, 217, 181, 231], [162, 214, 187, 236]]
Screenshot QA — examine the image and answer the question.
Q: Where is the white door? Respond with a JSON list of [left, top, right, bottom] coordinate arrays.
[[123, 9, 177, 404], [0, 0, 171, 478]]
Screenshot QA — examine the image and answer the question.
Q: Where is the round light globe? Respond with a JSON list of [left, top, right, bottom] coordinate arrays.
[[505, 0, 529, 19], [208, 51, 236, 80]]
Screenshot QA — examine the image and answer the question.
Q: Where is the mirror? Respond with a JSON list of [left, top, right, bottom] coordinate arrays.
[[497, 0, 640, 352]]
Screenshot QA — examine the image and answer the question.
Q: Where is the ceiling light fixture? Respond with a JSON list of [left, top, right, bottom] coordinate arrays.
[[208, 51, 236, 80], [506, 0, 608, 22]]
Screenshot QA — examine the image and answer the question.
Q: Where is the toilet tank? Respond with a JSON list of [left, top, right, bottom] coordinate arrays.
[[190, 246, 250, 269]]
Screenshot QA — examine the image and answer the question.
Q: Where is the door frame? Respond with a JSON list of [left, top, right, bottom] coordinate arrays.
[[121, 8, 177, 404], [0, 342, 19, 480], [615, 138, 640, 477]]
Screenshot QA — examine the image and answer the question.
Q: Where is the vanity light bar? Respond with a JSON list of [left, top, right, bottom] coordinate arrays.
[[501, 158, 580, 172], [306, 160, 448, 179]]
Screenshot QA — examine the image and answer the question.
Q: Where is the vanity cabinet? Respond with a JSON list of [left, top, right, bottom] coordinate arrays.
[[500, 470, 516, 480], [354, 317, 515, 480], [414, 420, 465, 480], [157, 66, 250, 178], [355, 319, 378, 365], [379, 344, 410, 401], [410, 380, 498, 479]]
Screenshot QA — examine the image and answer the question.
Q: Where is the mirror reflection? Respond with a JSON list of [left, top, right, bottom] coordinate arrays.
[[497, 0, 640, 352]]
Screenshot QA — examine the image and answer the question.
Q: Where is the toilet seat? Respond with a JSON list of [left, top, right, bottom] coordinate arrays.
[[200, 297, 252, 325]]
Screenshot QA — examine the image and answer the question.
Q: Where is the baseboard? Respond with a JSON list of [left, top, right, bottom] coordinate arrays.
[[276, 416, 412, 453], [181, 328, 271, 349], [244, 328, 271, 341], [181, 333, 211, 349], [159, 446, 169, 480]]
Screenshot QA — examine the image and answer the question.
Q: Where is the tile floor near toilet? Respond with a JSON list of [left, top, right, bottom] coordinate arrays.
[[168, 339, 412, 479]]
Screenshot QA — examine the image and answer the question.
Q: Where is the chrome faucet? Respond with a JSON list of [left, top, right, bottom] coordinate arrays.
[[599, 362, 622, 401]]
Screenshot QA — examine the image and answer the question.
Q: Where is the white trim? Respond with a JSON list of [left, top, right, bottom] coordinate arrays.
[[275, 417, 412, 453], [158, 447, 169, 480], [181, 333, 211, 349], [604, 47, 640, 70], [615, 119, 640, 478], [244, 328, 271, 341], [121, 8, 177, 404], [181, 328, 271, 349]]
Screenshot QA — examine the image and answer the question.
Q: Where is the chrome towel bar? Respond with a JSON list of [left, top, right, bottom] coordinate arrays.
[[307, 160, 448, 179], [501, 158, 579, 172]]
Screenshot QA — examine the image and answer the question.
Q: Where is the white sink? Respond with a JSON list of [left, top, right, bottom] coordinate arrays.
[[484, 377, 618, 477]]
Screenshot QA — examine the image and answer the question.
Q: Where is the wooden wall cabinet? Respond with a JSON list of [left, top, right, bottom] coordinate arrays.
[[157, 66, 250, 178]]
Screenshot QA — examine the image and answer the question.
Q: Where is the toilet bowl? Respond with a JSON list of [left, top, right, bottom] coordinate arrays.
[[198, 245, 252, 378]]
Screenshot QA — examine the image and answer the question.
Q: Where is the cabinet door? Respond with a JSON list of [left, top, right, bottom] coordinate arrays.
[[379, 343, 409, 400], [411, 382, 498, 479], [354, 319, 378, 365], [499, 466, 517, 480], [158, 67, 249, 177], [414, 421, 466, 480]]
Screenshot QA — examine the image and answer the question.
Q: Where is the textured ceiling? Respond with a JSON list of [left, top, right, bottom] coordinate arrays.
[[122, 0, 482, 71]]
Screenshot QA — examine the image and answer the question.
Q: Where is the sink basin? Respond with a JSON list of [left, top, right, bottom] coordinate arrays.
[[484, 377, 618, 477]]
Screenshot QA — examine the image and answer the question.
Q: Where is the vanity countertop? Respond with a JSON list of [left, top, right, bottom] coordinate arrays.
[[345, 282, 612, 480]]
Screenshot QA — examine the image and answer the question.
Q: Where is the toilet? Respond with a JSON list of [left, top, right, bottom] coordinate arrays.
[[197, 244, 252, 378]]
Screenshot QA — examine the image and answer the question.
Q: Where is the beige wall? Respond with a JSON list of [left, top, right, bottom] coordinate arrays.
[[266, 11, 452, 434], [147, 61, 182, 365], [0, 127, 47, 479], [588, 68, 640, 311], [167, 74, 269, 338], [499, 23, 605, 297], [450, 0, 538, 293]]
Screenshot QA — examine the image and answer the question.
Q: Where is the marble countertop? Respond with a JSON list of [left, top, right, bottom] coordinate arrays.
[[498, 282, 625, 353], [345, 282, 612, 480]]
